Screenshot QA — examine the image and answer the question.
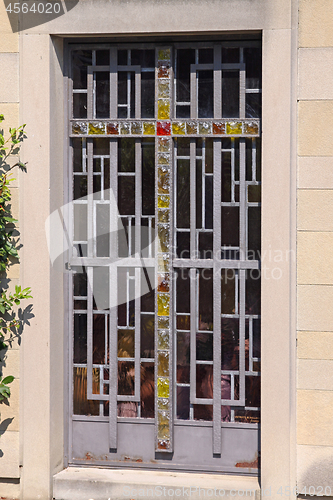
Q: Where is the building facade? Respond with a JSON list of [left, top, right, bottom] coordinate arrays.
[[0, 0, 332, 498]]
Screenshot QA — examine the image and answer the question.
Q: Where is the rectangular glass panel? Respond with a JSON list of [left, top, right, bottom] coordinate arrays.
[[96, 72, 110, 118], [198, 70, 213, 118], [177, 159, 190, 229], [222, 71, 240, 118]]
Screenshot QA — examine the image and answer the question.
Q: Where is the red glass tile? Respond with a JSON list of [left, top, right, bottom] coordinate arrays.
[[213, 122, 225, 134], [106, 122, 119, 135], [157, 122, 171, 136]]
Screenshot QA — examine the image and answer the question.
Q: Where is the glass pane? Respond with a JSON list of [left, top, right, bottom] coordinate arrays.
[[177, 159, 190, 229], [96, 204, 110, 257], [74, 175, 87, 200], [222, 47, 239, 63], [93, 266, 109, 310], [176, 268, 190, 313], [118, 177, 135, 215], [199, 48, 213, 64], [177, 386, 190, 420], [72, 50, 92, 89], [141, 314, 154, 358], [176, 49, 195, 103], [222, 151, 231, 202], [199, 269, 213, 329], [196, 160, 202, 229], [73, 271, 87, 297], [73, 367, 99, 416], [142, 72, 155, 118], [246, 272, 261, 315], [196, 333, 213, 361], [198, 70, 213, 118], [196, 364, 213, 399], [96, 50, 109, 65], [141, 362, 154, 418], [176, 232, 190, 259], [96, 72, 110, 118], [117, 401, 138, 417], [93, 138, 109, 155], [118, 329, 135, 358], [222, 71, 239, 118], [222, 318, 239, 370], [118, 138, 135, 172], [205, 176, 213, 229], [221, 206, 239, 248], [221, 269, 237, 314], [74, 204, 87, 241], [74, 313, 87, 363], [118, 72, 127, 106], [198, 233, 213, 259], [244, 47, 262, 89], [246, 93, 261, 118], [194, 404, 213, 421], [73, 93, 87, 119], [131, 49, 155, 67], [248, 207, 261, 259], [177, 331, 190, 383], [118, 361, 135, 395], [142, 139, 155, 215], [118, 50, 127, 65], [72, 138, 83, 172], [93, 314, 106, 364]]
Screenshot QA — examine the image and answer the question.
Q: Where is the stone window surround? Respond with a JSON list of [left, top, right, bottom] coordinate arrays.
[[18, 0, 297, 497]]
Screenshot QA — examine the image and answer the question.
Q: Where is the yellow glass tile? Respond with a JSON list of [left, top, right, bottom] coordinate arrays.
[[158, 137, 171, 152], [244, 121, 259, 135], [158, 254, 170, 272], [226, 122, 242, 135], [120, 122, 131, 135], [186, 121, 197, 134], [158, 398, 170, 411], [158, 99, 170, 120], [158, 154, 170, 165], [158, 317, 169, 329], [157, 293, 170, 316], [158, 81, 170, 99], [158, 225, 170, 252], [158, 411, 170, 439], [158, 210, 170, 224], [158, 330, 170, 349], [158, 48, 171, 61], [88, 122, 105, 135], [158, 195, 170, 208], [172, 122, 186, 135], [131, 122, 142, 134], [158, 167, 170, 194], [72, 122, 87, 135], [143, 122, 156, 135], [158, 352, 170, 377], [157, 377, 170, 398], [198, 122, 211, 134]]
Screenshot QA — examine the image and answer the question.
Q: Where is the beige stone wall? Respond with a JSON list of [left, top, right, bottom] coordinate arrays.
[[297, 0, 333, 493], [0, 1, 20, 498]]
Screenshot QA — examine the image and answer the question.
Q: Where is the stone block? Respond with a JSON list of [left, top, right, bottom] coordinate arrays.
[[0, 32, 18, 52], [299, 0, 333, 47], [299, 48, 333, 100], [0, 53, 19, 103], [298, 285, 333, 331], [298, 101, 333, 156], [298, 359, 333, 390], [0, 378, 19, 431], [297, 232, 333, 284], [298, 331, 333, 360], [298, 190, 333, 231], [297, 389, 333, 445], [297, 444, 333, 491], [298, 156, 333, 189], [0, 430, 19, 478]]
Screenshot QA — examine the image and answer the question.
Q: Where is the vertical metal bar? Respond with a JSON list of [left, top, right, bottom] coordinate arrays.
[[190, 140, 196, 259], [249, 316, 253, 372], [135, 140, 141, 256], [213, 139, 222, 454], [110, 48, 117, 119], [87, 68, 93, 120], [135, 69, 141, 119], [109, 139, 118, 450], [202, 140, 206, 229], [252, 138, 256, 182], [214, 45, 222, 119], [134, 267, 141, 401], [239, 63, 246, 119], [87, 140, 94, 258], [239, 269, 246, 404], [87, 266, 93, 399], [190, 68, 197, 119], [240, 140, 246, 261], [189, 267, 196, 405]]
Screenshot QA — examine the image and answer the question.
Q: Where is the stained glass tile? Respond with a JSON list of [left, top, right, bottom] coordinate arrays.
[[158, 81, 170, 99], [158, 100, 170, 120], [158, 137, 171, 152], [157, 293, 170, 316], [158, 330, 170, 349], [72, 122, 88, 135], [106, 122, 119, 135], [226, 121, 242, 135], [158, 225, 170, 252], [158, 352, 170, 377], [158, 439, 171, 450], [120, 122, 131, 135], [158, 167, 170, 194], [131, 122, 142, 134], [158, 210, 170, 224], [157, 377, 170, 397], [158, 154, 170, 165], [158, 398, 170, 411], [158, 317, 169, 329], [198, 122, 211, 134], [158, 195, 170, 208], [157, 122, 171, 136], [143, 122, 156, 135], [213, 122, 226, 135], [172, 122, 186, 135], [158, 273, 170, 292], [244, 121, 259, 135], [158, 254, 170, 272], [158, 62, 170, 79], [158, 49, 171, 61], [88, 122, 105, 135], [186, 122, 197, 135], [158, 411, 170, 439]]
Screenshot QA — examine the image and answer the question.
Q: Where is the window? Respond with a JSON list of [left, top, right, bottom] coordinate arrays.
[[69, 41, 261, 471]]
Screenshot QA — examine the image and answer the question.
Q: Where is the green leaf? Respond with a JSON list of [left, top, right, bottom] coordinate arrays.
[[2, 375, 14, 385]]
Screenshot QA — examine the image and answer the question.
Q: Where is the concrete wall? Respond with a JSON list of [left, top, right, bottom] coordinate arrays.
[[0, 1, 21, 498], [297, 0, 333, 492]]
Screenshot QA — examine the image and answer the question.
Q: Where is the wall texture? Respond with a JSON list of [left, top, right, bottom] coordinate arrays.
[[0, 1, 21, 498], [297, 0, 333, 492]]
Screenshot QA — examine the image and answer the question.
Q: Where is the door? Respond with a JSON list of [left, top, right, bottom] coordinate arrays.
[[68, 41, 261, 473]]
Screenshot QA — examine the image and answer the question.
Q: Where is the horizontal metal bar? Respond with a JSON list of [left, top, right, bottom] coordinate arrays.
[[173, 259, 260, 269]]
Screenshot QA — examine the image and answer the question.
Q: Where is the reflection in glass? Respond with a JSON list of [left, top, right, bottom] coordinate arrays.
[[74, 313, 87, 363], [177, 332, 190, 383], [141, 314, 154, 358], [73, 367, 99, 416], [118, 361, 135, 395], [93, 314, 107, 364], [141, 362, 154, 418]]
